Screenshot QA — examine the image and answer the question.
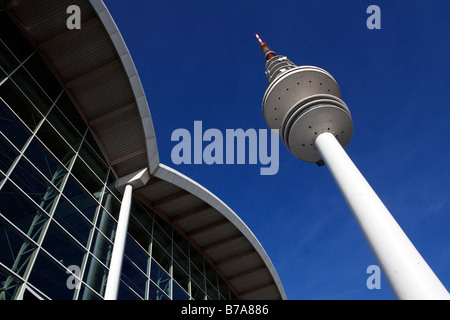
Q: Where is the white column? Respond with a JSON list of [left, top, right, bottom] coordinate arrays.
[[314, 131, 449, 300], [104, 183, 133, 300]]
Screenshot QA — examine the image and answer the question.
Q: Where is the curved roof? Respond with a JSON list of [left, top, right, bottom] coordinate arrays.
[[2, 0, 286, 300]]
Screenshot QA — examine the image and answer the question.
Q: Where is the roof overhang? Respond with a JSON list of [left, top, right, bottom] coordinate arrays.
[[1, 0, 286, 300]]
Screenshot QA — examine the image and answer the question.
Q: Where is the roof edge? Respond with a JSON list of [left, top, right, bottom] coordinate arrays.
[[90, 0, 159, 174], [90, 0, 286, 299], [154, 163, 287, 300]]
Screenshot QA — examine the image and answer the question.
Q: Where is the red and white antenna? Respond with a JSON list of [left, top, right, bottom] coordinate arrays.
[[255, 33, 276, 61], [255, 33, 263, 45]]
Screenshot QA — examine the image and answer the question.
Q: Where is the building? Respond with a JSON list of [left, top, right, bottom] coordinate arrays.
[[0, 0, 286, 300]]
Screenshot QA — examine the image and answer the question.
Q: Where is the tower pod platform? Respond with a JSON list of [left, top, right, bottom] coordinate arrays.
[[262, 65, 353, 163]]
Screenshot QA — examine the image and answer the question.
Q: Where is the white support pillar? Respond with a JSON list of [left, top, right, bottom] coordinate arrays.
[[314, 131, 449, 300], [103, 168, 150, 300], [104, 183, 133, 300]]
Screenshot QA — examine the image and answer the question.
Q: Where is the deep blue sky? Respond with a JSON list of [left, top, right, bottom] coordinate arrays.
[[104, 0, 450, 299]]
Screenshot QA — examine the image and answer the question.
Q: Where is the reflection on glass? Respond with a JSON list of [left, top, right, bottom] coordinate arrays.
[[151, 241, 171, 273], [23, 53, 62, 102], [191, 281, 206, 300], [172, 280, 190, 300], [9, 158, 60, 213], [173, 262, 189, 293], [52, 195, 93, 246], [36, 120, 75, 168], [90, 229, 112, 267], [124, 235, 148, 274], [0, 265, 22, 300], [71, 158, 103, 198], [62, 176, 98, 222], [27, 251, 76, 300], [0, 11, 35, 63], [82, 254, 108, 299], [46, 106, 83, 152], [0, 179, 50, 237], [150, 259, 171, 297], [10, 67, 52, 115], [121, 257, 147, 299], [149, 282, 169, 300], [24, 138, 66, 185]]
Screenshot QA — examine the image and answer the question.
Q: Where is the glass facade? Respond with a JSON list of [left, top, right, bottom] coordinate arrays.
[[0, 9, 236, 300]]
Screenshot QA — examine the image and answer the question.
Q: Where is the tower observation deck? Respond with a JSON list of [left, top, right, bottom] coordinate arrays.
[[257, 34, 352, 165]]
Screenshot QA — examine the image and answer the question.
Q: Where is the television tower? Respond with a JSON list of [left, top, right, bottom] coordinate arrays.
[[256, 34, 449, 300]]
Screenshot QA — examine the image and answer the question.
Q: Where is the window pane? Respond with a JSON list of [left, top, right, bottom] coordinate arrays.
[[78, 141, 108, 182], [78, 283, 102, 300], [62, 175, 99, 222], [41, 221, 87, 269], [0, 40, 20, 74], [24, 137, 66, 185], [191, 281, 206, 300], [173, 230, 189, 253], [173, 244, 189, 273], [95, 208, 117, 243], [10, 66, 53, 115], [153, 222, 171, 254], [0, 11, 34, 63], [35, 120, 75, 168], [218, 277, 230, 300], [0, 219, 38, 276], [151, 241, 171, 273], [190, 245, 204, 272], [149, 282, 169, 300], [118, 281, 141, 300], [121, 257, 147, 299], [82, 254, 108, 298], [0, 265, 22, 300], [125, 235, 149, 273], [173, 280, 190, 300], [27, 251, 76, 300], [0, 134, 19, 173], [9, 158, 60, 213], [0, 99, 30, 150], [128, 214, 151, 253], [23, 53, 62, 102], [173, 262, 189, 293], [55, 93, 86, 136], [46, 106, 83, 151], [89, 229, 113, 268], [129, 200, 153, 250], [150, 259, 171, 296], [52, 195, 93, 247], [0, 179, 50, 236], [190, 264, 205, 289], [71, 158, 103, 198], [0, 78, 43, 132], [205, 262, 218, 287], [154, 213, 172, 236], [206, 280, 219, 300], [102, 188, 121, 220], [84, 130, 107, 162]]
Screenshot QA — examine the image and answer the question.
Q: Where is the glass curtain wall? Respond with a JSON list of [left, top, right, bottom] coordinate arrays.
[[0, 8, 236, 300]]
